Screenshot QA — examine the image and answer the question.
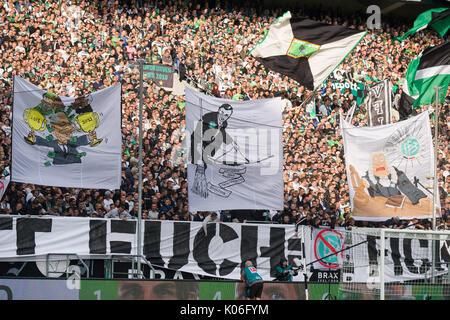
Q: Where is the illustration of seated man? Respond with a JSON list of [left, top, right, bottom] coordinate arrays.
[[27, 112, 95, 166], [363, 153, 401, 199], [190, 103, 236, 199], [354, 153, 428, 208], [190, 103, 235, 169]]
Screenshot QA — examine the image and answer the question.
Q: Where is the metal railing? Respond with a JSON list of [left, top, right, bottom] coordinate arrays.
[[45, 253, 89, 278], [107, 255, 156, 279]]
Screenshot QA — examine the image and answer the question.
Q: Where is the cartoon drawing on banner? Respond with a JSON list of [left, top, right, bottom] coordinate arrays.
[[23, 92, 103, 167], [190, 103, 273, 198], [349, 117, 433, 218], [71, 94, 103, 147]]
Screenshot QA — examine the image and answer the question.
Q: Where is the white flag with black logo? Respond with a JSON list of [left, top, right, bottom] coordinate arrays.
[[185, 88, 283, 212], [250, 11, 366, 91], [366, 79, 393, 127], [11, 76, 122, 189]]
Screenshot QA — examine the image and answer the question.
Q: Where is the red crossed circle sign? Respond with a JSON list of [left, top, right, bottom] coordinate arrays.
[[314, 229, 344, 269]]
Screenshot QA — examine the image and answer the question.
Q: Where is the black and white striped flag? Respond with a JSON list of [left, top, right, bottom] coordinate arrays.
[[250, 11, 366, 91]]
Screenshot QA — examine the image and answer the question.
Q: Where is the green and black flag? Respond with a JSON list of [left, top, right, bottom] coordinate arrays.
[[398, 41, 450, 119], [250, 11, 366, 91], [396, 8, 450, 42]]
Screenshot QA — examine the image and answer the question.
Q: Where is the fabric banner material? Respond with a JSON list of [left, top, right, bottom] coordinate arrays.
[[310, 227, 345, 271], [250, 11, 366, 90], [322, 81, 365, 106], [0, 176, 10, 200], [395, 8, 450, 42], [342, 229, 450, 284], [143, 64, 174, 88], [341, 111, 436, 221], [0, 216, 303, 281], [0, 216, 448, 284], [402, 41, 450, 108], [11, 76, 121, 189], [185, 87, 283, 212], [366, 79, 392, 127]]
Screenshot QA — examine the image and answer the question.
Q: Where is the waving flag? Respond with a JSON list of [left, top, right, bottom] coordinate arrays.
[[399, 41, 450, 118], [396, 8, 450, 42], [250, 11, 366, 90]]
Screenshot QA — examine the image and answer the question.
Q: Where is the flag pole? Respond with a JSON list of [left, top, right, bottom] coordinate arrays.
[[432, 86, 440, 231], [431, 86, 440, 285], [137, 59, 144, 279]]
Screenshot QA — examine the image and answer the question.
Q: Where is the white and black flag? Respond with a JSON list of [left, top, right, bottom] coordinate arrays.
[[185, 88, 283, 212], [366, 79, 393, 127], [250, 11, 366, 90]]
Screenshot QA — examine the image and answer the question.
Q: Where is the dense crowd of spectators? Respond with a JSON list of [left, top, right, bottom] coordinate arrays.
[[0, 0, 448, 230]]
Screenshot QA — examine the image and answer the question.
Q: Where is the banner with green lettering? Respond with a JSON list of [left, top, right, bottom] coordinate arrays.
[[143, 64, 174, 88]]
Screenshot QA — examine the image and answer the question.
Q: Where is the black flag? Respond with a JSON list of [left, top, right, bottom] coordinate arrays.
[[398, 90, 416, 120]]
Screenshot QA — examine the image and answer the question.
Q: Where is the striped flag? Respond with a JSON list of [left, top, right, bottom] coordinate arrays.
[[250, 11, 366, 90], [396, 8, 450, 42], [400, 41, 450, 117]]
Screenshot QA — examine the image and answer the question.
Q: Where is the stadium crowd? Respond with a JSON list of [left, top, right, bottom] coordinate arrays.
[[0, 0, 448, 230]]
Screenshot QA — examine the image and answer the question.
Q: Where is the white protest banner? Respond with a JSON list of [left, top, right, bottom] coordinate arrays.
[[11, 76, 121, 189], [341, 111, 436, 221], [185, 87, 283, 212]]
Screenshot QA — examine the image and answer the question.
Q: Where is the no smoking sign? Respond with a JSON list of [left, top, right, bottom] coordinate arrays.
[[314, 229, 344, 269]]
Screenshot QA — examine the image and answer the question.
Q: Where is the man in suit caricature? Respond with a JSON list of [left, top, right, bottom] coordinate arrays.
[[190, 103, 235, 168], [27, 112, 95, 166]]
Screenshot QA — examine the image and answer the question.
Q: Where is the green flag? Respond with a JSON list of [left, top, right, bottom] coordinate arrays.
[[402, 41, 450, 109], [396, 8, 450, 42]]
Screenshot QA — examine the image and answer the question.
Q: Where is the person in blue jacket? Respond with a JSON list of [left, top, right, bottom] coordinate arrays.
[[241, 260, 264, 300], [275, 258, 297, 281]]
